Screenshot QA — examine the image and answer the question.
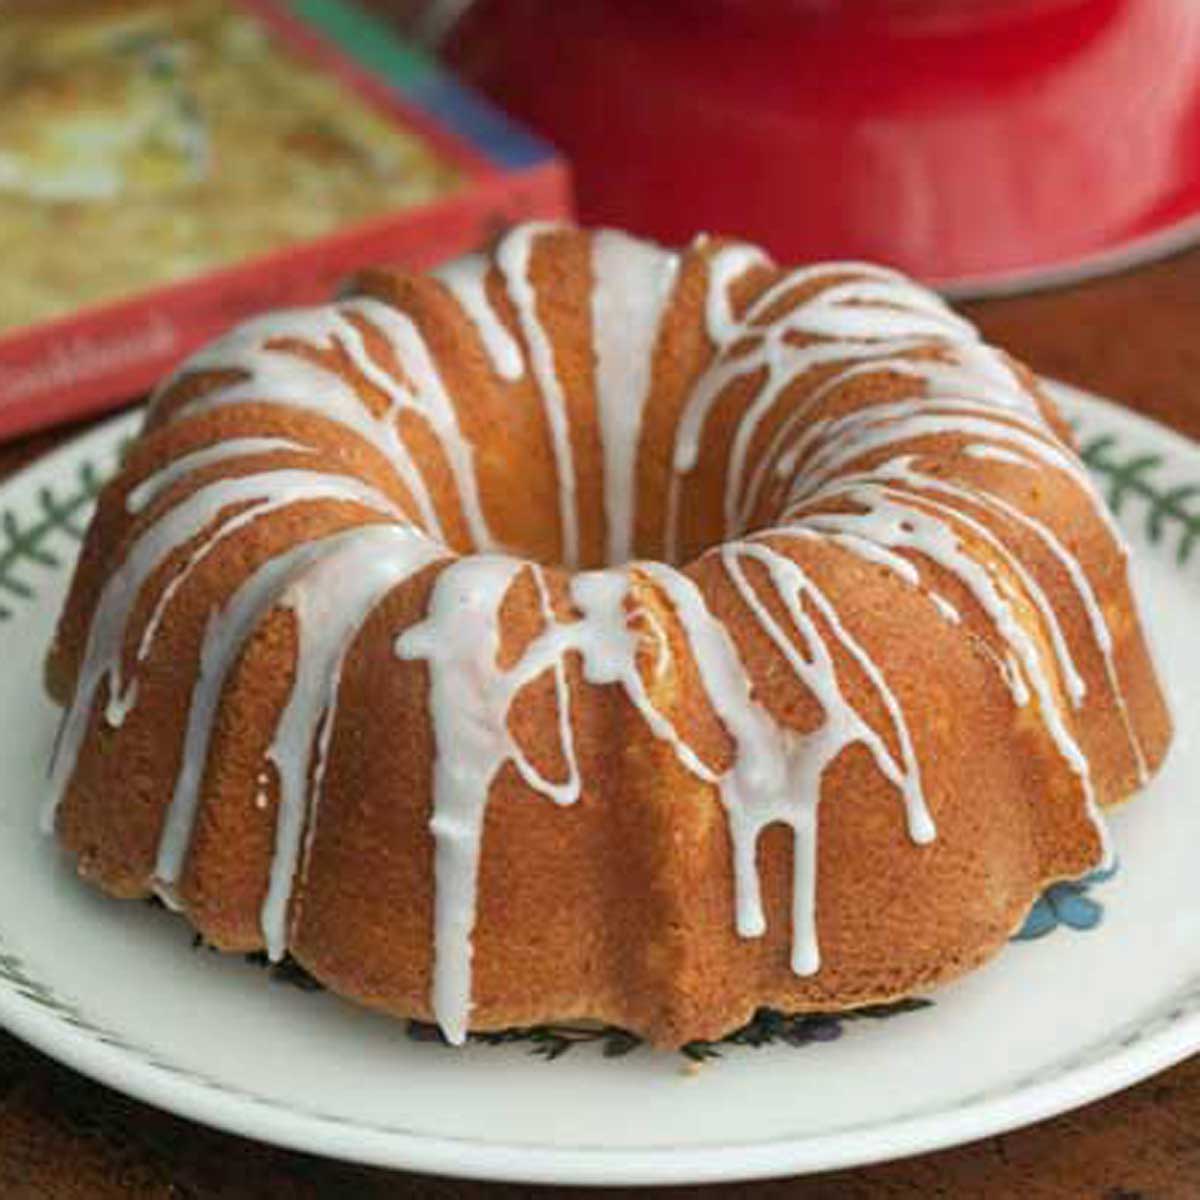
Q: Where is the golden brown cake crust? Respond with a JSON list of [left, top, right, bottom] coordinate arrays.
[[45, 225, 1171, 1047]]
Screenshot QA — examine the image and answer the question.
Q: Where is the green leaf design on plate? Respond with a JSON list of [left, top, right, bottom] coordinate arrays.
[[1081, 432, 1200, 565], [0, 460, 105, 622]]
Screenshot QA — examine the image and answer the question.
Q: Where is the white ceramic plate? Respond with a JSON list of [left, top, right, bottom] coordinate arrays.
[[0, 382, 1197, 1186]]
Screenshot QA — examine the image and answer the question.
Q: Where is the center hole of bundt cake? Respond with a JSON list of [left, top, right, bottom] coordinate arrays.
[[471, 435, 747, 570], [487, 493, 737, 573]]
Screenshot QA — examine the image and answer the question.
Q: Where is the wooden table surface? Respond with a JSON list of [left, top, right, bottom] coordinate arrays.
[[3, 244, 1200, 1197]]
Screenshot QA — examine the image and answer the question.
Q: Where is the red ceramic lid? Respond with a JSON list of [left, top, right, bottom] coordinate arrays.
[[445, 0, 1200, 292]]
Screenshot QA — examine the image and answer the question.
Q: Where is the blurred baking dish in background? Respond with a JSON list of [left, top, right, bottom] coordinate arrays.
[[0, 0, 461, 332]]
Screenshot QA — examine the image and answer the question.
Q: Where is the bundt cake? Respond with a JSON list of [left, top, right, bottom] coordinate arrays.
[[43, 223, 1171, 1048]]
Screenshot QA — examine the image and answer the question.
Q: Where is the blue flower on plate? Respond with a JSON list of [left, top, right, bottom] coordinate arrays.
[[1012, 859, 1120, 941]]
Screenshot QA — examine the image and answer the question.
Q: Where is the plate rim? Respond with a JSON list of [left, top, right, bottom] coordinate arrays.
[[0, 382, 1197, 1186]]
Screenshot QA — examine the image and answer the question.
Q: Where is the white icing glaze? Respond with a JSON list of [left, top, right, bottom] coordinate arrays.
[[261, 524, 447, 959], [699, 238, 773, 342], [154, 305, 449, 540], [45, 469, 403, 835], [126, 437, 310, 514], [396, 556, 581, 1043], [743, 347, 1042, 526], [662, 239, 770, 561], [664, 256, 981, 563], [494, 223, 581, 567], [590, 229, 679, 566], [396, 543, 933, 1034], [784, 482, 1109, 857], [839, 459, 1090, 709], [930, 592, 963, 625], [343, 298, 495, 550], [719, 541, 932, 971], [157, 534, 351, 889], [961, 446, 1147, 781], [770, 387, 1148, 780], [788, 406, 1090, 500], [566, 568, 719, 784], [433, 253, 524, 381]]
